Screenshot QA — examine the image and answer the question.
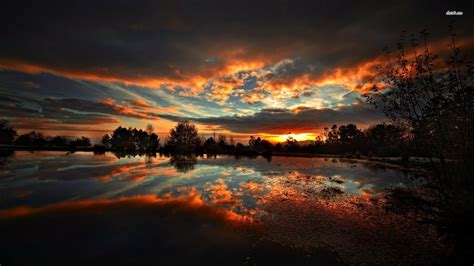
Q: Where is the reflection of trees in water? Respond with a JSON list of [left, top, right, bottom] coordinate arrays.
[[232, 154, 260, 161], [93, 150, 106, 155], [112, 151, 157, 159], [0, 148, 15, 169], [144, 154, 156, 168], [170, 155, 197, 173], [112, 151, 157, 168], [262, 154, 272, 162]]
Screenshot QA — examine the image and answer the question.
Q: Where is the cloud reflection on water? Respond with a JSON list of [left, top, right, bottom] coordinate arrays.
[[0, 151, 441, 264]]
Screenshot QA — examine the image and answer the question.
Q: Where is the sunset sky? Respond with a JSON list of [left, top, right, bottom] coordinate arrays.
[[0, 0, 472, 142]]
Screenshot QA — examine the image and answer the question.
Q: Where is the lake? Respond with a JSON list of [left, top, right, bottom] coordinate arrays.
[[0, 151, 443, 265]]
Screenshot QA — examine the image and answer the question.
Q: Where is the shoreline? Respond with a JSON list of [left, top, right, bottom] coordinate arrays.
[[1, 145, 432, 169]]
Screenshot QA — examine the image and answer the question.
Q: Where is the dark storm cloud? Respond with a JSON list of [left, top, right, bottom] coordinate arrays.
[[1, 0, 473, 136], [0, 95, 120, 134], [1, 0, 472, 84], [0, 94, 160, 128], [157, 102, 386, 134]]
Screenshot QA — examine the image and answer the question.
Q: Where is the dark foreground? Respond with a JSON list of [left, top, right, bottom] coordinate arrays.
[[0, 151, 470, 265]]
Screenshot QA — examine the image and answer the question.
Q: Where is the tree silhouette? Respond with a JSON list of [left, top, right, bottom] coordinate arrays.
[[70, 136, 91, 147], [324, 125, 339, 144], [0, 120, 17, 144], [338, 124, 364, 145], [49, 136, 67, 147], [365, 123, 405, 147], [285, 136, 299, 152], [167, 121, 199, 154], [366, 25, 473, 178], [110, 127, 134, 150], [101, 134, 111, 148], [364, 25, 474, 262], [203, 137, 217, 153], [248, 136, 272, 153], [146, 124, 154, 135], [148, 132, 160, 151], [14, 131, 47, 146], [134, 129, 149, 150], [217, 134, 227, 148], [108, 126, 160, 151], [365, 123, 407, 157]]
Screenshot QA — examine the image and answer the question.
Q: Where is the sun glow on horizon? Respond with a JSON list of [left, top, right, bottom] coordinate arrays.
[[269, 133, 316, 143]]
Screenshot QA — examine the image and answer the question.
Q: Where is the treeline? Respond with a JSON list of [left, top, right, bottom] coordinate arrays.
[[312, 123, 409, 157], [101, 125, 159, 152], [0, 121, 93, 149], [0, 117, 445, 159], [2, 118, 410, 157], [157, 121, 409, 157], [0, 120, 161, 152]]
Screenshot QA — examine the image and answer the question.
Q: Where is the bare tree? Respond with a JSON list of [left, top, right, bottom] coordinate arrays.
[[366, 24, 473, 180], [146, 124, 154, 135]]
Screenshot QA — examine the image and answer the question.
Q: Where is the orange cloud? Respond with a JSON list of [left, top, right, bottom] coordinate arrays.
[[129, 99, 151, 108], [100, 97, 179, 120], [12, 118, 120, 138], [256, 36, 474, 100], [96, 165, 136, 183], [2, 36, 472, 109], [207, 178, 239, 205], [241, 92, 267, 104], [100, 98, 115, 105], [0, 59, 209, 94]]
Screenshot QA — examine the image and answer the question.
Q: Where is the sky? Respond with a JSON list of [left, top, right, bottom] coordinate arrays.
[[0, 0, 473, 142]]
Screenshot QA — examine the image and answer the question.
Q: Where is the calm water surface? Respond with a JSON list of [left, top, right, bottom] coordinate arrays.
[[0, 151, 442, 265]]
